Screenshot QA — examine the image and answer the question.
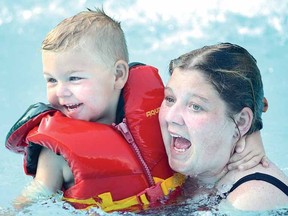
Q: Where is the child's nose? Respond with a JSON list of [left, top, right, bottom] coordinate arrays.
[[56, 83, 71, 97]]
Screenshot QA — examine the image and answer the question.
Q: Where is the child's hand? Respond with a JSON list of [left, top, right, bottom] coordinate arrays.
[[228, 131, 269, 170]]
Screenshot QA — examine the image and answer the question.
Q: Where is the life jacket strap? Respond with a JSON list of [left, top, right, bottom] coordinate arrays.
[[63, 173, 185, 212]]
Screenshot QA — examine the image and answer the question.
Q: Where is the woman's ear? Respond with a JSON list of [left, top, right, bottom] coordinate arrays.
[[234, 107, 253, 137], [114, 60, 129, 90], [262, 97, 268, 112]]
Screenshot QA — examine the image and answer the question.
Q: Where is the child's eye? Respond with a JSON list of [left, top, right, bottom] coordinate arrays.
[[46, 77, 57, 83], [69, 76, 82, 81]]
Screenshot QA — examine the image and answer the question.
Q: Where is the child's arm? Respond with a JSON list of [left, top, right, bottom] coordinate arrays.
[[13, 147, 64, 210], [13, 179, 54, 210], [228, 131, 269, 170]]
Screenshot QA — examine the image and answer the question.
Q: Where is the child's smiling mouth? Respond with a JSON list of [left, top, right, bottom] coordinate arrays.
[[64, 103, 83, 112]]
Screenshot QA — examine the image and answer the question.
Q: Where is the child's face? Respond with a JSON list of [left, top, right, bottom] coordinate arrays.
[[42, 49, 120, 124]]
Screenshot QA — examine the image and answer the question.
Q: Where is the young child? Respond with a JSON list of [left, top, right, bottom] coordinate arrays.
[[5, 8, 268, 213]]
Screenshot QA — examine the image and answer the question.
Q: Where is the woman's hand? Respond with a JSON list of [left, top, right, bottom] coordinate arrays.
[[228, 131, 269, 170]]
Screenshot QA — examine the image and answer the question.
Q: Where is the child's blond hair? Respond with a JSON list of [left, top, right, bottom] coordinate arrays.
[[42, 8, 129, 67]]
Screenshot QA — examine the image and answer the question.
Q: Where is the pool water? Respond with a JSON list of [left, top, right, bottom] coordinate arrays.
[[0, 0, 287, 215]]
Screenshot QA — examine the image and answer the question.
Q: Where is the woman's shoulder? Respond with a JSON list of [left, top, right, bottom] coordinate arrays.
[[218, 163, 288, 210]]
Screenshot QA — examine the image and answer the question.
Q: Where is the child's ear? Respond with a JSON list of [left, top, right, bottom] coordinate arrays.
[[113, 60, 129, 89], [234, 107, 253, 138]]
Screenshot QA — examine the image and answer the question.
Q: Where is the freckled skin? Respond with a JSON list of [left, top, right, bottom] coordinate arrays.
[[159, 69, 237, 181]]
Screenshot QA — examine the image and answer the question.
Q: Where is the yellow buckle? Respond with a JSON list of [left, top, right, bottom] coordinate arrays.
[[136, 182, 164, 205]]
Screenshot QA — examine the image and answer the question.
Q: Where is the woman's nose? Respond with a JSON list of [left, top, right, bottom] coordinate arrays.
[[56, 83, 71, 97], [165, 103, 185, 126]]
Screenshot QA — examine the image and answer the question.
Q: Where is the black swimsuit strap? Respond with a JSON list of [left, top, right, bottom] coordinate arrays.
[[226, 172, 288, 196]]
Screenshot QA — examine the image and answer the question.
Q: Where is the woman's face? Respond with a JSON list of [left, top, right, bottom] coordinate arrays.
[[159, 68, 238, 182]]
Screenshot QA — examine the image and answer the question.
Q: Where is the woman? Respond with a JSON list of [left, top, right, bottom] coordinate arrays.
[[159, 43, 288, 210]]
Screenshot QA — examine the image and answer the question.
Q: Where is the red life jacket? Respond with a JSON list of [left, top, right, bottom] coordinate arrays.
[[5, 63, 185, 212]]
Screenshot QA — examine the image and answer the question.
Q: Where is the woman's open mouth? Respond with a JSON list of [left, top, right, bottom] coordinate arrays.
[[172, 135, 192, 153]]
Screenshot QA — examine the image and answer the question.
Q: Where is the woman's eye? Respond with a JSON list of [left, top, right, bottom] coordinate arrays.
[[189, 103, 203, 112], [164, 96, 175, 106]]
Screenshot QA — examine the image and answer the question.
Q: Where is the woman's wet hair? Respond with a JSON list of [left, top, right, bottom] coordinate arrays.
[[169, 43, 264, 135]]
